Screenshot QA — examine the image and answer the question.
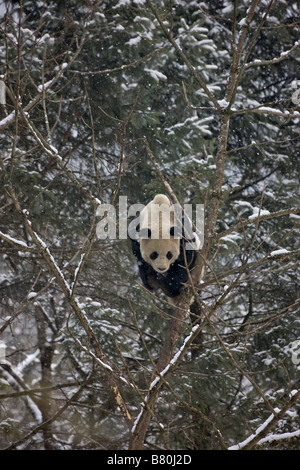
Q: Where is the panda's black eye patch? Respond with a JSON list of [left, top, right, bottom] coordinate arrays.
[[150, 251, 158, 260], [166, 251, 173, 260]]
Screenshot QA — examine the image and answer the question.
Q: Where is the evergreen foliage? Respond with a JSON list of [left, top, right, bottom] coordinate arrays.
[[0, 0, 299, 450]]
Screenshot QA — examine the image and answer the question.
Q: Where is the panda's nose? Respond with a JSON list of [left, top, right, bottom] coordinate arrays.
[[157, 267, 167, 272]]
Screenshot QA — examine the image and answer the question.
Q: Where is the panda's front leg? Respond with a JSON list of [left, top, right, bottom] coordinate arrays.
[[138, 261, 162, 292], [163, 264, 188, 298]]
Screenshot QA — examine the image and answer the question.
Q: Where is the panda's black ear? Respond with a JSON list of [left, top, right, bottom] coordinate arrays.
[[139, 228, 151, 239], [170, 226, 182, 238]]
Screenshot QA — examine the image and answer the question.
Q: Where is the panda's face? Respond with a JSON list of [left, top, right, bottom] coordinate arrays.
[[138, 194, 181, 273], [140, 235, 180, 273]]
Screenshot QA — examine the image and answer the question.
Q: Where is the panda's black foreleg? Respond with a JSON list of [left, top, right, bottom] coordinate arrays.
[[137, 261, 158, 292], [131, 238, 142, 261], [163, 265, 189, 297]]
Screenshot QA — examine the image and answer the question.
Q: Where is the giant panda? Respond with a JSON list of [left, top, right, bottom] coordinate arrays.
[[130, 194, 200, 298]]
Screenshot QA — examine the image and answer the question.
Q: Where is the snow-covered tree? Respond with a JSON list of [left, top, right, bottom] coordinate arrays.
[[0, 0, 299, 450]]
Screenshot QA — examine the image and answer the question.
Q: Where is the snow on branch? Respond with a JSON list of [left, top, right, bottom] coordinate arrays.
[[132, 324, 200, 433], [145, 0, 222, 112], [18, 106, 101, 208], [0, 230, 37, 252], [31, 228, 72, 297], [217, 206, 300, 241], [245, 39, 300, 69], [0, 30, 88, 132], [150, 325, 199, 390], [229, 408, 280, 450], [257, 429, 300, 446], [229, 389, 300, 450], [233, 105, 300, 119]]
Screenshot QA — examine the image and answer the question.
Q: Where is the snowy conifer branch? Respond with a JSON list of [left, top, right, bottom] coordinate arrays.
[[217, 206, 300, 241], [227, 134, 300, 155], [229, 389, 300, 449], [15, 103, 100, 208], [226, 0, 275, 107], [255, 429, 300, 447], [245, 39, 300, 69], [0, 230, 37, 253], [0, 30, 88, 133], [234, 106, 300, 119], [145, 0, 222, 112]]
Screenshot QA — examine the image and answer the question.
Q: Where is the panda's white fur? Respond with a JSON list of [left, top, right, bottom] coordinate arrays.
[[139, 194, 180, 274]]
